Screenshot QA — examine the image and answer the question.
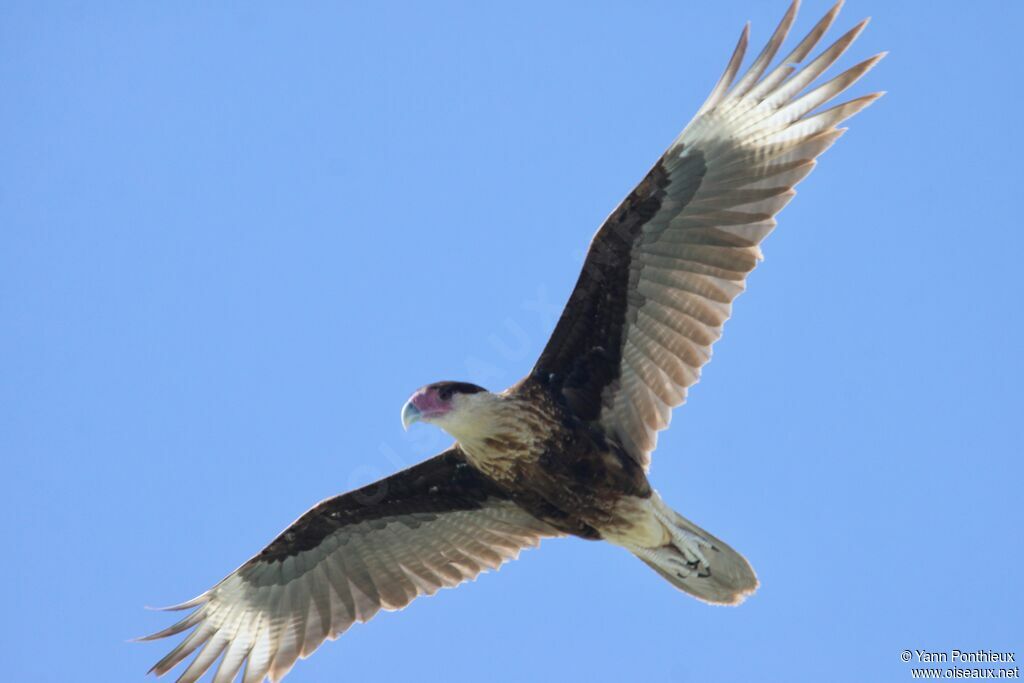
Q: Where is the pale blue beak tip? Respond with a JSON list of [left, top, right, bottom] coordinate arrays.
[[401, 401, 421, 431]]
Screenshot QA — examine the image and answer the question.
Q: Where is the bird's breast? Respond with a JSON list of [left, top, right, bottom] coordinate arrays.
[[455, 394, 654, 540], [457, 408, 554, 484]]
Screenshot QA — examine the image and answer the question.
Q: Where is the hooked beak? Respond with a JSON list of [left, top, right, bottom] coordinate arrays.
[[401, 400, 422, 431]]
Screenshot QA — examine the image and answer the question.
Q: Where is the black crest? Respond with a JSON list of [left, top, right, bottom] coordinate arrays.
[[430, 381, 487, 400]]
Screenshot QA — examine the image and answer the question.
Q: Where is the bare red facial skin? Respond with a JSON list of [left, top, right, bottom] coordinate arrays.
[[409, 386, 452, 420]]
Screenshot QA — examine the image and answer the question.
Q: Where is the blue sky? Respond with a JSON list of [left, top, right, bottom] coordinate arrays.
[[2, 2, 1021, 682]]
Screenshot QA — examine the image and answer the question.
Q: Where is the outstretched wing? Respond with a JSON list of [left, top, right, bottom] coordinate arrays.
[[532, 1, 883, 469], [142, 447, 557, 683]]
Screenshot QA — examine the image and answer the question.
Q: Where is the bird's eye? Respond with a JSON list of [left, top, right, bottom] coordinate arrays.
[[438, 387, 453, 401]]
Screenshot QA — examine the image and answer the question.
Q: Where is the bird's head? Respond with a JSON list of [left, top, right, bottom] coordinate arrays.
[[401, 381, 492, 438]]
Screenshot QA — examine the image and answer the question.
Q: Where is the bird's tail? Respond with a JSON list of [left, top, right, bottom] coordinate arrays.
[[629, 495, 758, 605]]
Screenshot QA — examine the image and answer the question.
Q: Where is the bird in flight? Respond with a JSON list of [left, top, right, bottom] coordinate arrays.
[[143, 2, 882, 681]]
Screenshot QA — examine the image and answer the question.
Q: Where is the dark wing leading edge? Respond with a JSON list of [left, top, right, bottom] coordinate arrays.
[[142, 447, 557, 683], [532, 1, 883, 469]]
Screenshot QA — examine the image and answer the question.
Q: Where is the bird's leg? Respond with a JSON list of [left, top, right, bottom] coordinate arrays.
[[652, 506, 711, 570]]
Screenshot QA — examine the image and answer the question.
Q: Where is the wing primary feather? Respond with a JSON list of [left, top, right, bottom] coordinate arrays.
[[206, 608, 257, 683], [728, 0, 800, 101], [787, 0, 844, 63], [756, 52, 885, 135], [175, 636, 228, 683], [149, 622, 216, 676], [148, 592, 211, 613], [241, 618, 273, 683], [746, 0, 843, 103], [759, 18, 869, 112], [211, 634, 252, 683], [136, 608, 207, 642], [694, 23, 750, 119], [758, 91, 883, 146]]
